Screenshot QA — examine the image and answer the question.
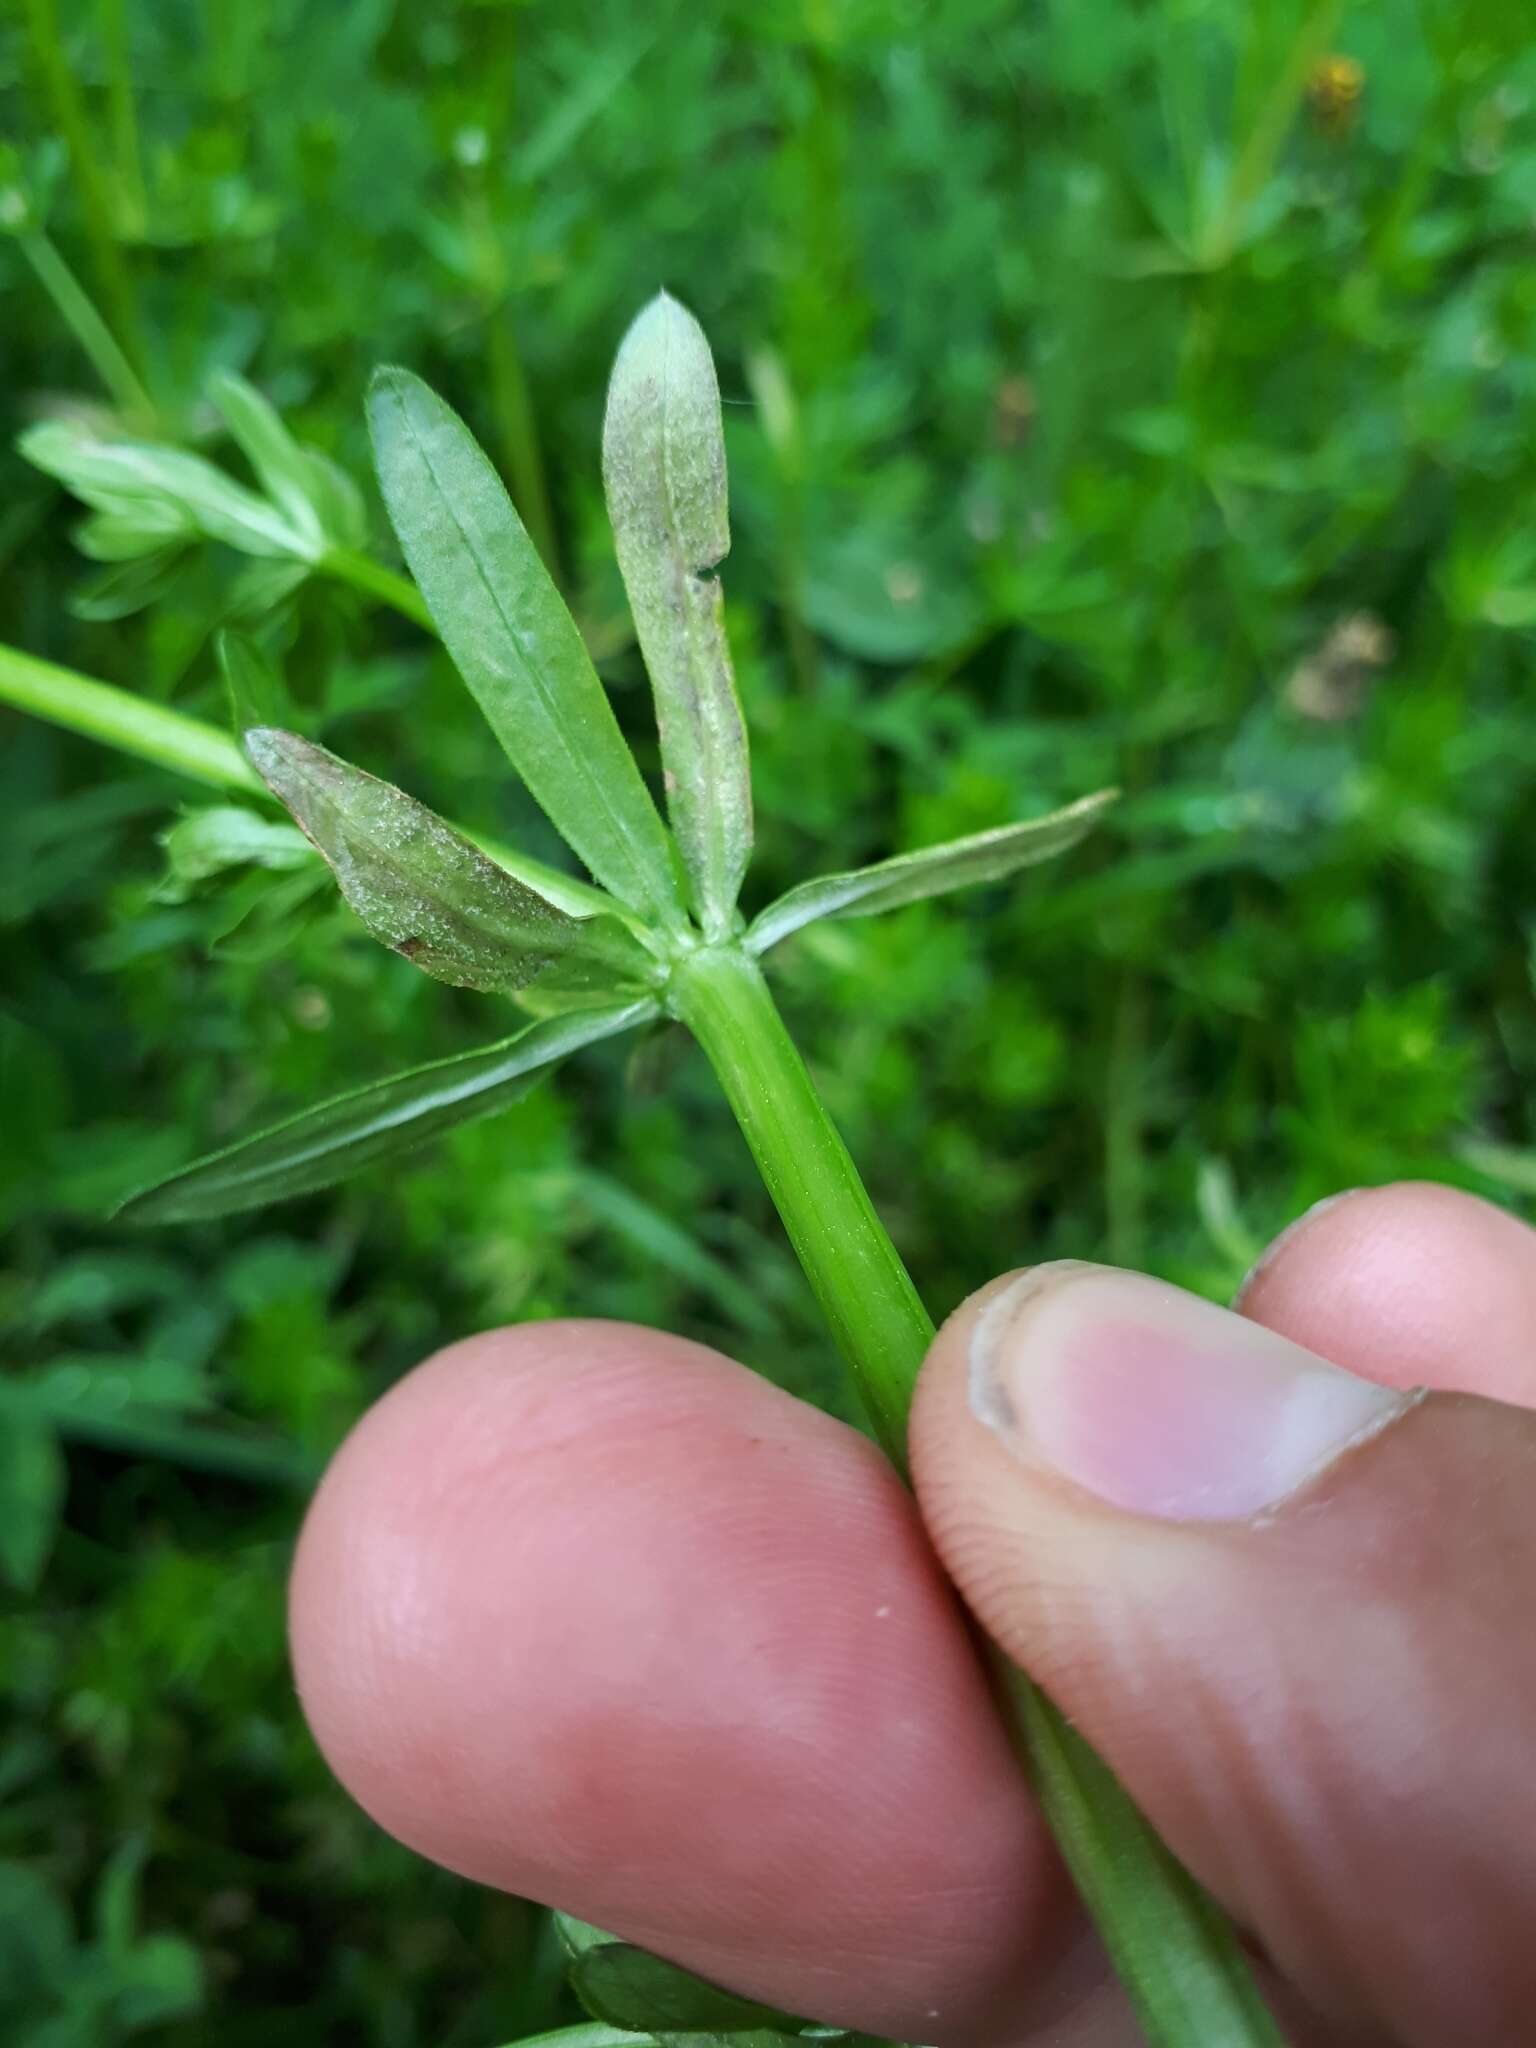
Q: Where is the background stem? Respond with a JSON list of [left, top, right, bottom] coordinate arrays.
[[23, 0, 149, 380], [672, 944, 1285, 2046], [0, 641, 260, 792], [321, 545, 437, 631], [17, 228, 156, 425]]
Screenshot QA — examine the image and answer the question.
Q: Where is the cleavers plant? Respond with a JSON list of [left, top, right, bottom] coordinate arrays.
[[35, 294, 1279, 2046]]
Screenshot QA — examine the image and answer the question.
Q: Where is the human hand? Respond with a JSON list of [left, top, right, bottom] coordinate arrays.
[[289, 1182, 1536, 2046]]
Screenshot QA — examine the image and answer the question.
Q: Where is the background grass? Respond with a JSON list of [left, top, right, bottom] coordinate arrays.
[[3, 2, 1535, 2042]]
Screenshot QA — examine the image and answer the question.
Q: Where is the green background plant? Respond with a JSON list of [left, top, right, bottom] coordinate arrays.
[[3, 3, 1535, 2043]]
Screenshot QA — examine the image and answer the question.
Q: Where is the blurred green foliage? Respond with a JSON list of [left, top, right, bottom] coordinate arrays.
[[3, 0, 1535, 2041]]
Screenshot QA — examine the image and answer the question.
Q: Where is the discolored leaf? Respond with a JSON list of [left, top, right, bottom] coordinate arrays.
[[747, 790, 1118, 954], [246, 729, 654, 992], [367, 367, 686, 925], [118, 1002, 655, 1223], [603, 293, 751, 936]]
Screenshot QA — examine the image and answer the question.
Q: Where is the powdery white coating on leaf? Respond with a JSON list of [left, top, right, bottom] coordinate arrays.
[[746, 789, 1119, 954], [603, 293, 751, 937], [366, 367, 685, 926], [246, 729, 648, 992]]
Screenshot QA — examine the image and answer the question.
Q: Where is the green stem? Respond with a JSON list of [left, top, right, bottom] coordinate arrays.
[[1104, 968, 1147, 1268], [97, 0, 147, 236], [17, 227, 156, 426], [23, 0, 148, 380], [672, 944, 1285, 2046], [0, 641, 260, 792], [1202, 0, 1344, 268], [669, 946, 926, 1467], [15, 1391, 318, 1491], [0, 641, 607, 916], [487, 306, 563, 587], [320, 545, 437, 631]]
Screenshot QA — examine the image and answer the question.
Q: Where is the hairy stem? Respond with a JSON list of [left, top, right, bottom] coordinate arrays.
[[672, 943, 1285, 2047]]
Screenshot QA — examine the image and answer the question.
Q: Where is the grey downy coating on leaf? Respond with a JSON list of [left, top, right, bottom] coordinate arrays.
[[603, 292, 752, 937], [747, 789, 1119, 954], [366, 366, 687, 928], [117, 1001, 656, 1223], [246, 729, 654, 993]]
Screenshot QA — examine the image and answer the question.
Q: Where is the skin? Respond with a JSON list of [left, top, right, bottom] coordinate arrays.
[[290, 1182, 1536, 2046]]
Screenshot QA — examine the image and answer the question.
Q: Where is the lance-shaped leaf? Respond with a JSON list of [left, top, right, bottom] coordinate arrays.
[[209, 371, 325, 553], [746, 789, 1119, 954], [210, 371, 368, 554], [603, 293, 751, 937], [367, 367, 686, 927], [568, 1942, 810, 2036], [246, 729, 654, 992], [19, 419, 312, 560], [117, 1002, 654, 1223]]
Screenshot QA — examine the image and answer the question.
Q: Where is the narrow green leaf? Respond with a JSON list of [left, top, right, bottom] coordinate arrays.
[[20, 418, 310, 560], [603, 293, 751, 937], [570, 1944, 806, 2037], [367, 366, 686, 925], [157, 804, 312, 898], [217, 628, 288, 733], [746, 790, 1118, 954], [0, 1404, 65, 1592], [488, 2029, 646, 2048], [247, 729, 654, 993], [553, 1914, 614, 1961], [208, 370, 324, 551], [118, 1002, 655, 1223]]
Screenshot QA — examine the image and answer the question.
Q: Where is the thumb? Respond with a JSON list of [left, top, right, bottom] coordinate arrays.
[[910, 1232, 1536, 2048]]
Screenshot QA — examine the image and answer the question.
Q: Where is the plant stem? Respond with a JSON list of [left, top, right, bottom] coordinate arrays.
[[1104, 968, 1147, 1268], [8, 1388, 319, 1491], [320, 545, 437, 631], [0, 641, 261, 792], [1202, 0, 1344, 267], [23, 0, 149, 381], [17, 228, 156, 426], [669, 946, 925, 1466], [487, 306, 563, 587], [672, 944, 1285, 2046], [0, 641, 607, 913], [97, 0, 147, 237]]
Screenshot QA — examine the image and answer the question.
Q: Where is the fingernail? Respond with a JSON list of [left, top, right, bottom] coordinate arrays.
[[970, 1263, 1417, 1522]]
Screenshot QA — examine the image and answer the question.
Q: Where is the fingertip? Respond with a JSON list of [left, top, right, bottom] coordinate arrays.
[[1238, 1181, 1536, 1404], [290, 1319, 1058, 2040]]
